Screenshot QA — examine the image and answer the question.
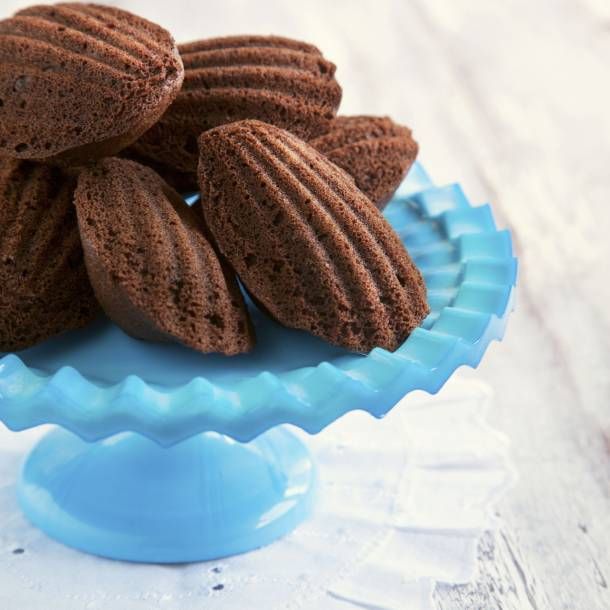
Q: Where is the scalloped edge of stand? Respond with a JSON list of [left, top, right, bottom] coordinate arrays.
[[0, 163, 517, 446]]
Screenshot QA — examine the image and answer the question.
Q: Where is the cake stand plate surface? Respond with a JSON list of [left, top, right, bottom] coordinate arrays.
[[0, 162, 516, 563]]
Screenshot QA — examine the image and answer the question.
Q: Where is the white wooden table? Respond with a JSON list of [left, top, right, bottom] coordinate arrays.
[[3, 0, 610, 607]]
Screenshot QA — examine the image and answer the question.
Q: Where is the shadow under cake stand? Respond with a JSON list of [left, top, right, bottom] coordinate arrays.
[[0, 163, 516, 563]]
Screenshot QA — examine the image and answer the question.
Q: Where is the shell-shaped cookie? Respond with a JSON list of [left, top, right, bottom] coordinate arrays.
[[197, 120, 429, 353], [0, 159, 99, 351], [129, 34, 342, 174], [310, 116, 418, 209], [0, 3, 183, 165], [74, 158, 254, 355]]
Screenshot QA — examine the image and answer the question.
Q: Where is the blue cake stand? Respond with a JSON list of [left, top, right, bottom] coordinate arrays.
[[0, 163, 516, 564]]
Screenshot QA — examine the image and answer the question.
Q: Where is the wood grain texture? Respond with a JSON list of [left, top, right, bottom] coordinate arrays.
[[400, 2, 610, 608], [2, 0, 609, 607]]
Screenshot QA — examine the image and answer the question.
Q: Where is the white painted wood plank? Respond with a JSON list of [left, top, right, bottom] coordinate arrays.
[[436, 531, 553, 610], [399, 1, 610, 608]]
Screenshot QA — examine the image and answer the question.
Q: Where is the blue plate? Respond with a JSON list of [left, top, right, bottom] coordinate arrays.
[[0, 162, 516, 563], [0, 162, 516, 447]]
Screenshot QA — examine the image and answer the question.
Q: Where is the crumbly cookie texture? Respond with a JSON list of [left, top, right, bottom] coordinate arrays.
[[0, 158, 100, 351], [198, 120, 429, 353], [128, 34, 342, 174], [0, 3, 184, 165], [75, 158, 255, 355], [311, 115, 418, 209]]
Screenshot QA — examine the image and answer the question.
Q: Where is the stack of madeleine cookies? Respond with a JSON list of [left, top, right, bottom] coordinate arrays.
[[0, 3, 428, 355]]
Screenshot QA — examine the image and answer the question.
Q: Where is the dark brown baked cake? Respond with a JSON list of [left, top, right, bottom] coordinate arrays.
[[0, 159, 99, 351], [74, 158, 254, 355], [128, 34, 342, 174], [197, 120, 429, 353], [0, 3, 183, 166], [310, 116, 418, 209]]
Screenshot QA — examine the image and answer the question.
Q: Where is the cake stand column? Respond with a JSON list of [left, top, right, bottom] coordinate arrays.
[[18, 426, 316, 563]]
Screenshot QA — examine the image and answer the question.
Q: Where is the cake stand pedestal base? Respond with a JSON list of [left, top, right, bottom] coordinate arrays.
[[17, 426, 316, 563]]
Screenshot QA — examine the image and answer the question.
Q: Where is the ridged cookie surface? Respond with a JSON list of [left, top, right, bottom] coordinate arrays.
[[197, 120, 429, 353], [0, 3, 183, 165], [129, 34, 342, 174], [0, 159, 99, 351], [310, 116, 418, 209], [74, 158, 254, 355]]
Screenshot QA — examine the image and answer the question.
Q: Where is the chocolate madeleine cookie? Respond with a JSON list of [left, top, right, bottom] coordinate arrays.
[[310, 116, 418, 209], [197, 120, 429, 353], [129, 34, 342, 174], [0, 3, 183, 165], [0, 159, 99, 351], [74, 158, 254, 355]]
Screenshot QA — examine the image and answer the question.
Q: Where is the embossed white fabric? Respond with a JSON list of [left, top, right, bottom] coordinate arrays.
[[0, 377, 514, 610]]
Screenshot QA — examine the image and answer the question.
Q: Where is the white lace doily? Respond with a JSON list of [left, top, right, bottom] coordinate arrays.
[[0, 376, 515, 610]]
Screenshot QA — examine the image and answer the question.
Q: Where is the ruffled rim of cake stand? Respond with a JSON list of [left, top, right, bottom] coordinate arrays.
[[0, 163, 517, 446]]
